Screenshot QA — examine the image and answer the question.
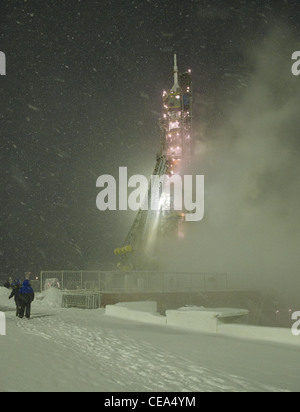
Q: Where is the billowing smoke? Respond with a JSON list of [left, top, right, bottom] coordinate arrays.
[[159, 27, 300, 306]]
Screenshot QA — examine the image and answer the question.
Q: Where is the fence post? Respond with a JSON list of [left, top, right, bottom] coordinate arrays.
[[40, 271, 43, 293], [81, 271, 83, 290], [62, 271, 64, 290]]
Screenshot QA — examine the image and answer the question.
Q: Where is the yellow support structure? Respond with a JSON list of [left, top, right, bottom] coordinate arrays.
[[114, 245, 133, 256]]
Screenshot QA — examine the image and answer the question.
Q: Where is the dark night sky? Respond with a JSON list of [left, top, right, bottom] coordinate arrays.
[[1, 0, 300, 276]]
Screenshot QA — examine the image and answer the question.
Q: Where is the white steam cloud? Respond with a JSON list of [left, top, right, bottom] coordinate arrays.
[[159, 27, 300, 306]]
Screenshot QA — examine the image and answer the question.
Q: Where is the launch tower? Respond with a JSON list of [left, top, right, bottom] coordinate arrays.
[[114, 55, 193, 270]]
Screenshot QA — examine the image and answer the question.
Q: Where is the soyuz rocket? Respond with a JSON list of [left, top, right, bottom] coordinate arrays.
[[114, 55, 193, 268], [160, 54, 193, 176]]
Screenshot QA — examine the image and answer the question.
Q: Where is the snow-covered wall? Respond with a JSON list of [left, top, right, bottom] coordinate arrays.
[[166, 307, 249, 334], [105, 301, 167, 325], [105, 301, 300, 347], [166, 308, 221, 333]]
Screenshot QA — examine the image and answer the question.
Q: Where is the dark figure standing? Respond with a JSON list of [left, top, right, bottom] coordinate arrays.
[[9, 280, 21, 317], [18, 280, 35, 319], [3, 279, 10, 289]]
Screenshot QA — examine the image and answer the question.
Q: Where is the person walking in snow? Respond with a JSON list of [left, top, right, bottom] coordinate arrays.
[[18, 280, 35, 319], [9, 279, 21, 317]]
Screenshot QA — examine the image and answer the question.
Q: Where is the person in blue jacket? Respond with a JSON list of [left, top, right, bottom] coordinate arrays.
[[18, 280, 35, 319]]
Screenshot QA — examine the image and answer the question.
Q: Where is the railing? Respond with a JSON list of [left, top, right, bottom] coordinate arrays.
[[40, 270, 228, 293]]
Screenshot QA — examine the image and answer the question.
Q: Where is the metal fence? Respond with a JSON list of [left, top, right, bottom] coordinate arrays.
[[62, 291, 101, 310], [40, 270, 228, 293]]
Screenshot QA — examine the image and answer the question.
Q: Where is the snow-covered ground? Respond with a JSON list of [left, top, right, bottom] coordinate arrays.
[[1, 287, 300, 392]]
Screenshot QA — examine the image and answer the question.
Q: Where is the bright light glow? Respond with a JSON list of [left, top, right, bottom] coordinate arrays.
[[169, 121, 180, 130], [159, 193, 171, 211]]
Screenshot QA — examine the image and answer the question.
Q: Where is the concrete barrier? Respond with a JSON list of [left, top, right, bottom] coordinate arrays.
[[105, 301, 167, 325], [166, 307, 249, 334], [166, 309, 220, 333], [105, 302, 300, 347]]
